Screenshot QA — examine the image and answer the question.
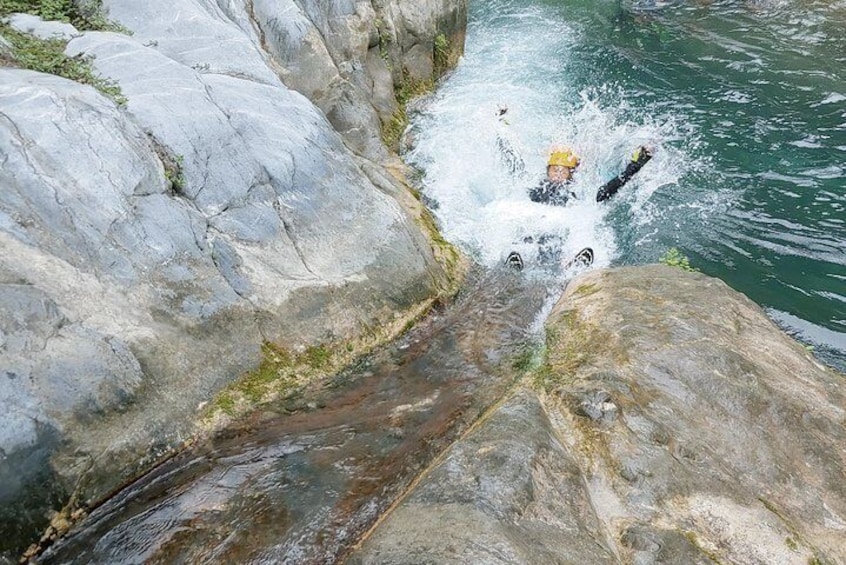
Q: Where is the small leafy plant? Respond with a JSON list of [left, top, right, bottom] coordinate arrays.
[[0, 0, 129, 32], [659, 247, 697, 272], [433, 33, 455, 77], [163, 154, 185, 192]]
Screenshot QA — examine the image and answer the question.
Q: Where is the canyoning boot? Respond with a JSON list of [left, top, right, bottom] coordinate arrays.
[[505, 251, 524, 271], [564, 247, 593, 270]]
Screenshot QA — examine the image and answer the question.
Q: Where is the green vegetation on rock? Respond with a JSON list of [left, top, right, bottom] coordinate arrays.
[[203, 289, 462, 428], [1, 0, 130, 104], [374, 18, 390, 66], [681, 530, 724, 564], [0, 26, 126, 104], [433, 33, 450, 76], [381, 71, 434, 150], [509, 339, 547, 375], [572, 282, 599, 297], [163, 154, 185, 193], [0, 0, 128, 32], [416, 204, 462, 294], [210, 342, 304, 415], [380, 162, 465, 297], [532, 309, 607, 393], [659, 247, 697, 272], [381, 32, 460, 150]]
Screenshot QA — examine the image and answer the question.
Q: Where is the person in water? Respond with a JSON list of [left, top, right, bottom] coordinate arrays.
[[494, 105, 653, 206], [498, 112, 653, 270], [530, 144, 653, 206]]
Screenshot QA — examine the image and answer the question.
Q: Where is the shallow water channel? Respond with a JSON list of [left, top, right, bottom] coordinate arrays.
[[40, 270, 556, 563]]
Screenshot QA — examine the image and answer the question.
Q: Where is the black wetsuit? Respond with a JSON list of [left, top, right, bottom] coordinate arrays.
[[528, 180, 576, 206], [528, 149, 653, 205], [518, 149, 653, 267]]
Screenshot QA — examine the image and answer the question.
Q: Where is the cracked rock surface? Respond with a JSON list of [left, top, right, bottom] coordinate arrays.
[[0, 0, 466, 556], [350, 266, 846, 564]]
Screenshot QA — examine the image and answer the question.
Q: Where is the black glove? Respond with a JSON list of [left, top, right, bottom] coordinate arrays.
[[631, 146, 653, 165]]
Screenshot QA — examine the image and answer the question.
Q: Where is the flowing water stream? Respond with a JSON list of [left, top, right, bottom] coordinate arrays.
[[40, 271, 555, 563], [409, 0, 846, 371]]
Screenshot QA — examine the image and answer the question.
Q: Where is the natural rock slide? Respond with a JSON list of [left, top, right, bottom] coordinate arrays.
[[3, 0, 846, 562], [38, 269, 554, 563], [350, 266, 846, 564], [38, 266, 846, 564]]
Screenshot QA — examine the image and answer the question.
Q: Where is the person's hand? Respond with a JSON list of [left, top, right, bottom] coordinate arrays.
[[632, 145, 653, 162]]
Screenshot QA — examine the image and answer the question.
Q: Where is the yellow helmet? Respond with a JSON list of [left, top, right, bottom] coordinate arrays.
[[548, 146, 580, 168]]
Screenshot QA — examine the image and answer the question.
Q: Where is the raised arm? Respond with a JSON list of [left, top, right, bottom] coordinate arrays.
[[596, 146, 653, 202], [495, 105, 527, 178], [497, 135, 526, 177]]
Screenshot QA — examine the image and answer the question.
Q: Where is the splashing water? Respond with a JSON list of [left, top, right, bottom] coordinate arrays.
[[408, 0, 846, 370], [407, 1, 694, 276]]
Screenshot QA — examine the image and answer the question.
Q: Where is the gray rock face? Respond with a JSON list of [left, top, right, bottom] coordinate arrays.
[[0, 0, 466, 556], [351, 266, 846, 564], [98, 0, 467, 159], [542, 266, 846, 564], [246, 0, 466, 156], [349, 390, 618, 564], [4, 13, 80, 40]]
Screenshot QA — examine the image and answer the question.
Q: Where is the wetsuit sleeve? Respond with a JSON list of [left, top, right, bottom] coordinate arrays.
[[595, 147, 653, 202]]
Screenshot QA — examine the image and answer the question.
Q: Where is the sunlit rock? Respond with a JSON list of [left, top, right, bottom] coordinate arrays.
[[351, 265, 846, 564]]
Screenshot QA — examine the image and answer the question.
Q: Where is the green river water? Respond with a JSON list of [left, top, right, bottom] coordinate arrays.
[[409, 0, 846, 371]]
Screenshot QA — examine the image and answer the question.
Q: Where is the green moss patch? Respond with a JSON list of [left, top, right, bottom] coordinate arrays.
[[416, 205, 463, 294], [433, 33, 460, 78], [681, 530, 723, 564], [381, 71, 434, 150], [433, 33, 449, 76], [572, 283, 599, 297], [532, 309, 608, 393], [210, 342, 301, 415], [202, 293, 455, 428]]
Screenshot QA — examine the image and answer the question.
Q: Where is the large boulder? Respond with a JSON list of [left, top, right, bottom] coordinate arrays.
[[350, 266, 846, 564], [0, 0, 466, 555]]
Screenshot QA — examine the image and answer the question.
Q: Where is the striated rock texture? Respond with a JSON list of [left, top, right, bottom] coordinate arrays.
[[350, 265, 846, 564], [36, 270, 551, 564], [0, 0, 466, 557], [94, 0, 467, 159]]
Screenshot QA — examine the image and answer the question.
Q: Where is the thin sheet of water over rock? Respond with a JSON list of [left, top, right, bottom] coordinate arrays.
[[39, 270, 553, 564]]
